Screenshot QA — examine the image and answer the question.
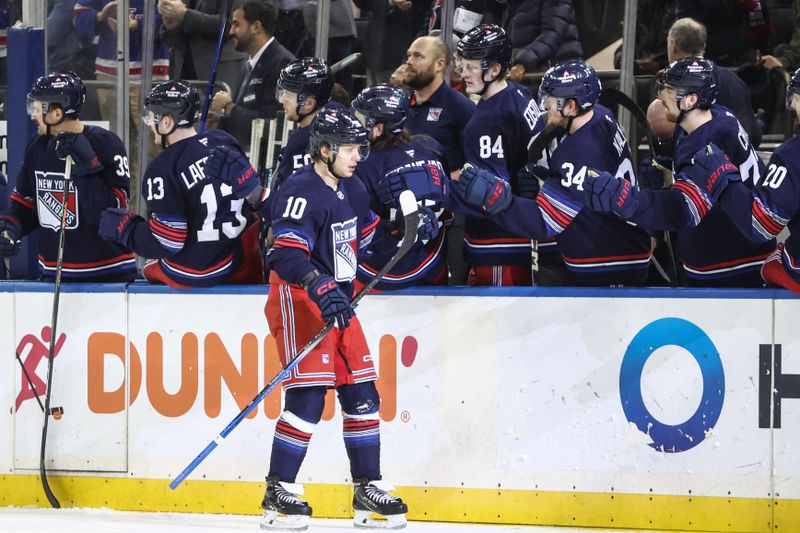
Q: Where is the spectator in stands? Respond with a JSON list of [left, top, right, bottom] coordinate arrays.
[[649, 18, 762, 148], [352, 0, 429, 84], [158, 0, 246, 92], [47, 0, 95, 80], [276, 0, 310, 58], [73, 0, 170, 204], [763, 0, 800, 72], [0, 1, 22, 85], [392, 35, 475, 284], [506, 0, 583, 82], [613, 0, 674, 75], [674, 0, 760, 67], [210, 0, 294, 149], [302, 0, 358, 95]]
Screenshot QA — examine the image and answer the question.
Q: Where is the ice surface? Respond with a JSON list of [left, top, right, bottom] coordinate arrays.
[[0, 507, 626, 533]]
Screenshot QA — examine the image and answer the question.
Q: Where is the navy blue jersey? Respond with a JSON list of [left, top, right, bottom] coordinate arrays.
[[354, 137, 448, 289], [671, 105, 773, 284], [272, 126, 312, 193], [460, 82, 541, 267], [265, 102, 347, 224], [545, 106, 651, 284], [266, 166, 381, 299], [458, 105, 651, 285], [8, 126, 136, 281], [132, 129, 258, 287], [719, 136, 800, 282], [406, 83, 475, 170]]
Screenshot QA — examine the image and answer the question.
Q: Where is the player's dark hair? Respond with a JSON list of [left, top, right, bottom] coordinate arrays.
[[235, 0, 278, 35], [308, 143, 325, 161], [371, 129, 412, 151]]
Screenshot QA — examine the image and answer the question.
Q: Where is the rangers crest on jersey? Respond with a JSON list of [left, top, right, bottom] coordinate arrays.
[[331, 217, 357, 282], [35, 171, 79, 230]]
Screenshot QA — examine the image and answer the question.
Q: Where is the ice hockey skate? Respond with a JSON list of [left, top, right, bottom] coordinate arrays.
[[352, 478, 408, 529], [260, 476, 312, 531]]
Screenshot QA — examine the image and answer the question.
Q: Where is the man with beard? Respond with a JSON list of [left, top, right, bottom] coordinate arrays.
[[399, 36, 475, 176], [396, 35, 474, 283], [211, 0, 294, 149]]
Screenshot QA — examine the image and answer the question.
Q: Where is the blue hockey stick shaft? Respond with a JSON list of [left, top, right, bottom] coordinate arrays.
[[198, 0, 234, 133], [169, 322, 334, 490]]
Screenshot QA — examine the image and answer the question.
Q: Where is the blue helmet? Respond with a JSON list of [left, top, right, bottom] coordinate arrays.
[[455, 24, 512, 73], [277, 57, 334, 109], [538, 59, 601, 112], [310, 107, 370, 159], [145, 80, 200, 127], [660, 56, 717, 108], [786, 68, 800, 110], [26, 72, 86, 118], [351, 84, 410, 134]]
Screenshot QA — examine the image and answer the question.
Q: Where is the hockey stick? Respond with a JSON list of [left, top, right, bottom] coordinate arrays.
[[39, 155, 73, 509], [16, 350, 45, 412], [526, 123, 563, 286], [250, 118, 265, 171], [2, 232, 11, 278], [170, 190, 421, 490], [198, 0, 235, 132], [263, 114, 278, 189], [330, 52, 362, 75]]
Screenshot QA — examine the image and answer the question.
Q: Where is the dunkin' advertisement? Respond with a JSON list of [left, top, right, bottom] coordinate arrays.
[[2, 286, 800, 505]]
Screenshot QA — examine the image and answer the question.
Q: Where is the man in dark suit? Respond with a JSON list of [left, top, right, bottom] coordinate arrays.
[[211, 0, 294, 148], [159, 0, 247, 92]]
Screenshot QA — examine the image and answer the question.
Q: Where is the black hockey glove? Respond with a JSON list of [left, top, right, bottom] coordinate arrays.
[[50, 132, 104, 175], [98, 207, 143, 246], [453, 166, 512, 215], [206, 145, 260, 199], [637, 155, 673, 190], [680, 143, 741, 202], [0, 215, 22, 257], [377, 162, 447, 207], [583, 171, 640, 220], [304, 271, 355, 329], [516, 163, 545, 199]]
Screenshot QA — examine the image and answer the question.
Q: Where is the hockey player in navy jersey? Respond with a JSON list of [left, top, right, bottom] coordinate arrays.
[[455, 24, 541, 286], [440, 60, 653, 286], [97, 80, 264, 287], [260, 107, 407, 530], [271, 57, 336, 194], [695, 68, 800, 293], [224, 57, 341, 227], [0, 72, 136, 281], [352, 84, 447, 289], [583, 57, 774, 287]]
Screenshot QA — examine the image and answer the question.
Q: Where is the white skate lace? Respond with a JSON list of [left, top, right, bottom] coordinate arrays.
[[275, 486, 304, 505], [365, 484, 400, 505]]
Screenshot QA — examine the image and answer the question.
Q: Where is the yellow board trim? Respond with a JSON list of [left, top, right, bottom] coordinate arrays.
[[0, 474, 795, 532]]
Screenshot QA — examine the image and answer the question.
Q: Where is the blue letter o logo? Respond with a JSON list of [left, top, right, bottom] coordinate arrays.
[[619, 317, 724, 452]]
